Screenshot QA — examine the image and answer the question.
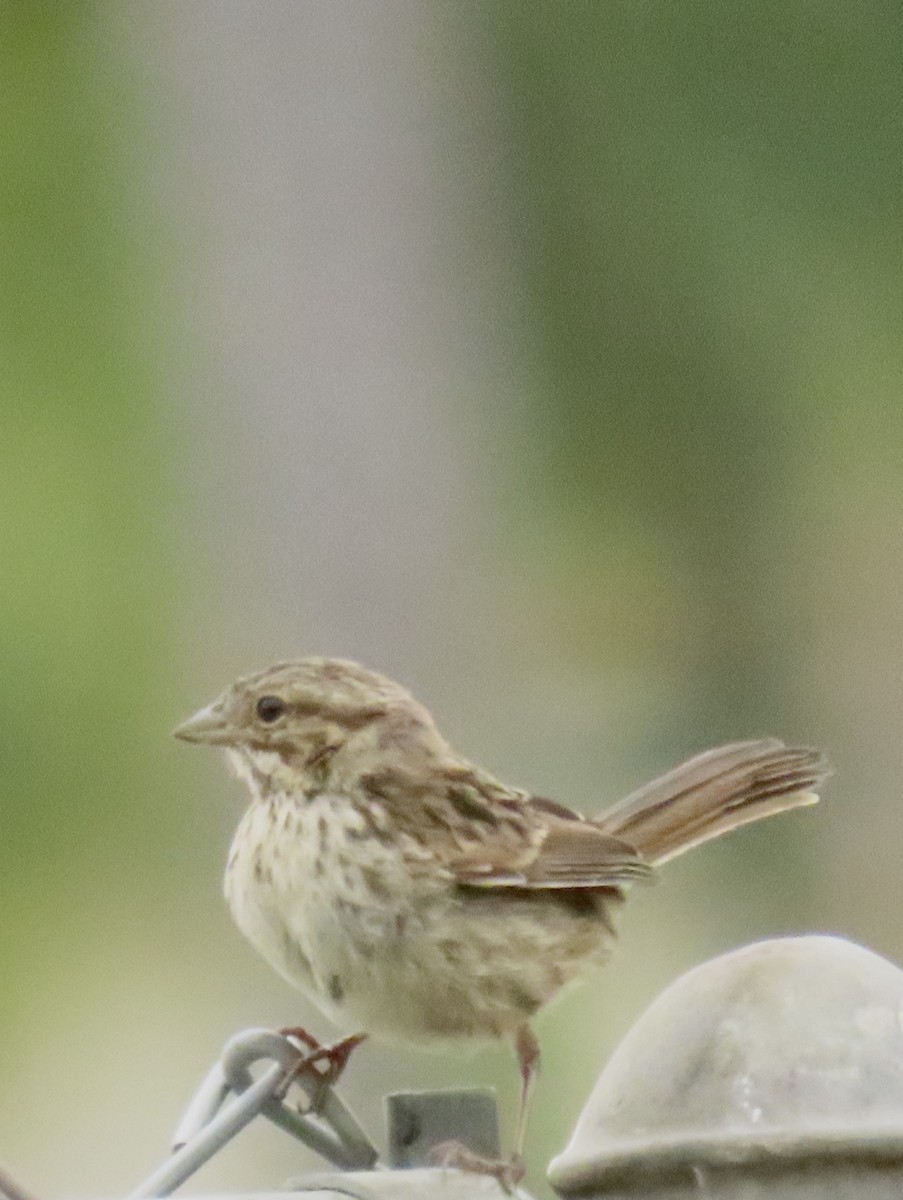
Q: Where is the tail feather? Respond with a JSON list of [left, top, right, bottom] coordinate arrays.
[[596, 740, 828, 867]]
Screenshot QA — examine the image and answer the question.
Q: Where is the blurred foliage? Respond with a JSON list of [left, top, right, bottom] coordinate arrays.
[[488, 0, 903, 731], [0, 3, 182, 1019]]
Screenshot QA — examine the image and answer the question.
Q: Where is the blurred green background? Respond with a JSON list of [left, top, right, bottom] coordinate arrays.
[[2, 3, 902, 1195]]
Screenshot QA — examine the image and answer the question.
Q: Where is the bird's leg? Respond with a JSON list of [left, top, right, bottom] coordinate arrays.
[[279, 1027, 368, 1092], [513, 1023, 540, 1165], [431, 1024, 540, 1193]]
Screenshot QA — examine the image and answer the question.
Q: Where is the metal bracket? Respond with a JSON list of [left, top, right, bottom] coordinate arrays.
[[128, 1029, 379, 1197]]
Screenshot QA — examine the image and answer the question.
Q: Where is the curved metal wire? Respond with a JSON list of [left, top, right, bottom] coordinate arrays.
[[129, 1028, 379, 1198]]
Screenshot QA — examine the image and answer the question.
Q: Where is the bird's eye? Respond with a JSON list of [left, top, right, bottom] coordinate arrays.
[[256, 695, 287, 724]]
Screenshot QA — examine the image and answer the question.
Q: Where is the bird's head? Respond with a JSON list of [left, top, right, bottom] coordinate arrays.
[[174, 657, 442, 794]]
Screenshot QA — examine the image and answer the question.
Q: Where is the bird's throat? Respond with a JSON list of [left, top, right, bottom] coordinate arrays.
[[225, 745, 313, 798]]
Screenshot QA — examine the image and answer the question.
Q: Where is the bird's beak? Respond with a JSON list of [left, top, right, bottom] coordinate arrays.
[[173, 701, 233, 745]]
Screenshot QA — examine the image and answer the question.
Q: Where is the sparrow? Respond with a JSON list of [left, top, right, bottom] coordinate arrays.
[[174, 657, 827, 1183]]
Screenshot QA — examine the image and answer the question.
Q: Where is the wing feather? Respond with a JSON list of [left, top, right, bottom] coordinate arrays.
[[452, 814, 653, 890]]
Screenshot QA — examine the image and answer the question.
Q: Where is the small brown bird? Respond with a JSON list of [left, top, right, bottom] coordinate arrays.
[[174, 658, 827, 1183]]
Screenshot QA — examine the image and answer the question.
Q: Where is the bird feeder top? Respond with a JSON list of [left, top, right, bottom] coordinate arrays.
[[549, 935, 903, 1196]]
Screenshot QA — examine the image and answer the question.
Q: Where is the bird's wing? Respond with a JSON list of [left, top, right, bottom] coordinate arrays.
[[359, 765, 653, 891], [449, 809, 654, 890]]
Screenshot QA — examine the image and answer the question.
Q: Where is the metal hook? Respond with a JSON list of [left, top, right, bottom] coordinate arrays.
[[129, 1029, 378, 1198]]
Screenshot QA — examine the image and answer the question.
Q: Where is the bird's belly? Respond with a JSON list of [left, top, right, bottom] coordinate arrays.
[[225, 794, 433, 1025], [226, 796, 617, 1042]]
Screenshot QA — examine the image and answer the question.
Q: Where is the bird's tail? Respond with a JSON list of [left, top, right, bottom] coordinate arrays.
[[596, 739, 828, 867]]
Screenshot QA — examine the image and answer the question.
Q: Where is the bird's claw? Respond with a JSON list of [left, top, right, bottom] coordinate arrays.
[[279, 1028, 368, 1101], [279, 1024, 322, 1053], [431, 1139, 525, 1193]]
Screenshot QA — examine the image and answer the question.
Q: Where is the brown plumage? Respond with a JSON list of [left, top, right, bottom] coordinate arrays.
[[174, 658, 828, 1184]]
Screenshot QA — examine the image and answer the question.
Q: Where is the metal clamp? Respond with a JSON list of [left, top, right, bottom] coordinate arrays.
[[129, 1029, 379, 1198]]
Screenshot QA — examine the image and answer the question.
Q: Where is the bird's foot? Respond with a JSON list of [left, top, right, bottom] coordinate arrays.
[[279, 1025, 321, 1053], [279, 1027, 368, 1097], [431, 1140, 525, 1193], [299, 1031, 368, 1088]]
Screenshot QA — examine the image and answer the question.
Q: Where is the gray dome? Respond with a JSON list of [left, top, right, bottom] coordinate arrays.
[[549, 936, 903, 1197]]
